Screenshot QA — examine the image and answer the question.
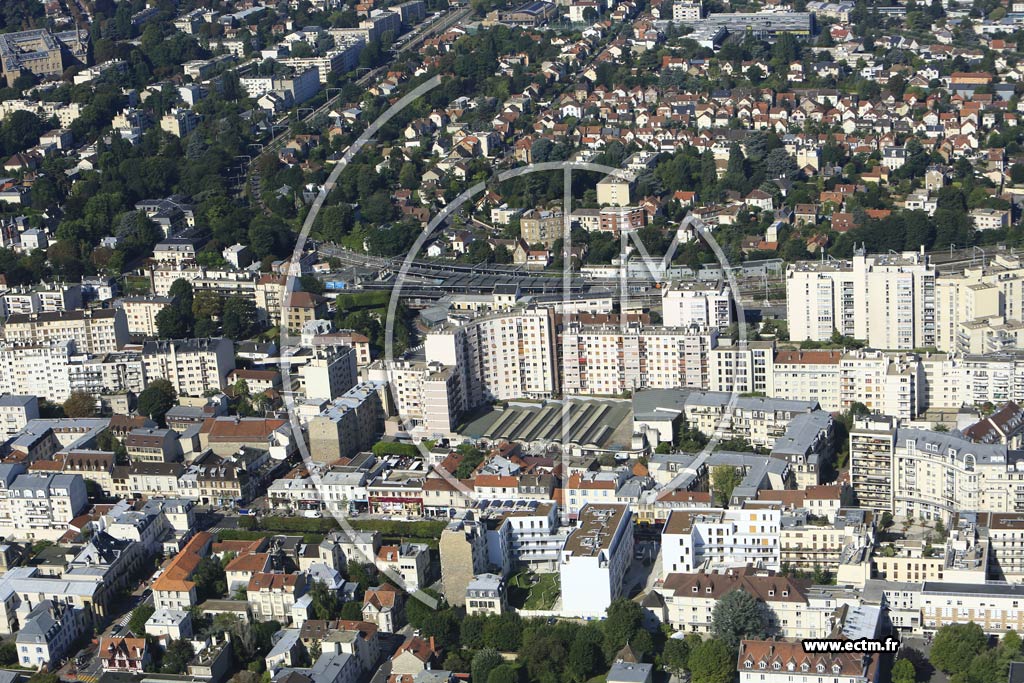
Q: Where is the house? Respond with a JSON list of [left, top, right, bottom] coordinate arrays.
[[16, 599, 89, 669], [465, 573, 507, 616], [362, 584, 404, 633], [390, 636, 440, 676], [98, 636, 152, 673], [737, 639, 880, 683]]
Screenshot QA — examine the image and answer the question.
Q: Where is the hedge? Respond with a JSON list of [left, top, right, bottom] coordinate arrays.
[[371, 441, 420, 458]]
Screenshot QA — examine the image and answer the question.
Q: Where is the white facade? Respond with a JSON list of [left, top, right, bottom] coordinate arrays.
[[662, 508, 781, 573], [559, 504, 633, 618]]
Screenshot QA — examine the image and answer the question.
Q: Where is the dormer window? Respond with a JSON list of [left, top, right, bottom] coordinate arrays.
[[801, 663, 809, 672], [744, 660, 753, 669], [783, 590, 789, 596], [773, 662, 781, 670], [706, 587, 712, 593], [833, 665, 842, 674], [817, 664, 825, 673], [768, 589, 775, 596], [692, 586, 699, 593], [759, 662, 766, 669]]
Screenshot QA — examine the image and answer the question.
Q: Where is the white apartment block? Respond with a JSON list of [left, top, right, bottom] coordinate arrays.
[[935, 253, 1024, 352], [0, 472, 88, 541], [709, 340, 773, 395], [662, 508, 781, 574], [839, 350, 924, 420], [656, 568, 834, 639], [559, 503, 633, 618], [851, 418, 1021, 523], [849, 415, 898, 513], [662, 281, 732, 330], [0, 395, 38, 439], [3, 308, 129, 354], [0, 340, 76, 401], [119, 297, 172, 337], [672, 0, 703, 21], [141, 337, 235, 397], [425, 308, 558, 405], [367, 360, 464, 435], [375, 543, 429, 592], [560, 322, 716, 395], [299, 346, 358, 400], [766, 349, 842, 412], [786, 250, 936, 350], [68, 352, 147, 396]]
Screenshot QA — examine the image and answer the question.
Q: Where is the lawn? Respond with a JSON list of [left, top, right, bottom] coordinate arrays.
[[507, 570, 559, 610]]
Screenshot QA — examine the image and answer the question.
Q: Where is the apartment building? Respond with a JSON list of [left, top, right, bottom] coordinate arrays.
[[519, 209, 563, 248], [367, 360, 464, 435], [439, 513, 492, 607], [68, 352, 147, 396], [684, 394, 820, 451], [849, 415, 898, 513], [920, 582, 1024, 635], [15, 600, 89, 669], [662, 281, 733, 330], [767, 349, 842, 412], [559, 503, 633, 618], [465, 574, 506, 616], [0, 471, 86, 540], [894, 428, 1013, 523], [141, 337, 235, 396], [709, 340, 774, 395], [0, 29, 87, 87], [152, 532, 214, 611], [598, 206, 646, 234], [3, 308, 129, 354], [839, 350, 924, 420], [662, 508, 781, 574], [305, 383, 385, 463], [596, 175, 633, 206], [560, 322, 716, 395], [375, 543, 429, 592], [425, 308, 558, 406], [737, 640, 880, 683], [971, 512, 1024, 581], [119, 297, 172, 337], [299, 346, 358, 400], [786, 249, 936, 350], [778, 508, 874, 573], [247, 573, 307, 623], [657, 568, 833, 638], [0, 395, 38, 439]]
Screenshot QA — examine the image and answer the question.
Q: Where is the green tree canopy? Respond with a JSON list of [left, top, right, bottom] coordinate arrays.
[[712, 590, 769, 649]]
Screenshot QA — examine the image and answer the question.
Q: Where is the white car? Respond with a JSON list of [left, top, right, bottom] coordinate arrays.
[[302, 510, 323, 519]]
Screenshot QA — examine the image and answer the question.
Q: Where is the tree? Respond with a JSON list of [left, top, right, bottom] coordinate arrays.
[[930, 622, 988, 675], [192, 556, 227, 601], [891, 658, 916, 683], [309, 580, 341, 620], [662, 637, 690, 675], [0, 640, 17, 666], [155, 304, 193, 339], [711, 465, 743, 507], [222, 297, 257, 339], [472, 648, 503, 683], [603, 598, 644, 656], [764, 148, 799, 179], [487, 665, 517, 683], [688, 639, 734, 683], [566, 628, 604, 682], [712, 590, 769, 649], [138, 379, 177, 424], [168, 278, 195, 311], [128, 603, 155, 637], [63, 391, 97, 418], [161, 639, 195, 674]]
